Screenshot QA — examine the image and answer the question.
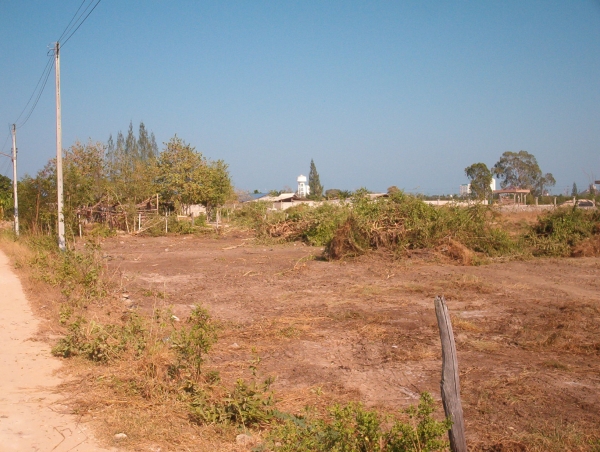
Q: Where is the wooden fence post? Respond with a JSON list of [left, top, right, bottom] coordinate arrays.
[[434, 296, 467, 452]]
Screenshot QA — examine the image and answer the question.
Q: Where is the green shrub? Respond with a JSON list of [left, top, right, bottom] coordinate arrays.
[[262, 392, 451, 452], [190, 377, 276, 427], [52, 314, 148, 362], [525, 207, 600, 256], [170, 307, 218, 378]]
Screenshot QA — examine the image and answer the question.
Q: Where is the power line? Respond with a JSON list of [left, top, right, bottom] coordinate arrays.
[[0, 158, 10, 177], [0, 130, 10, 155], [13, 57, 54, 127], [57, 0, 88, 43], [15, 56, 55, 129], [61, 0, 102, 47]]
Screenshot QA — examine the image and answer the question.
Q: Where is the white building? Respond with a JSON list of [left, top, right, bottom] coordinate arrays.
[[297, 174, 310, 197], [460, 178, 496, 196]]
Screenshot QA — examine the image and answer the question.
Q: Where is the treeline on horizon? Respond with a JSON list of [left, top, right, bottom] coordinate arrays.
[[0, 122, 234, 238]]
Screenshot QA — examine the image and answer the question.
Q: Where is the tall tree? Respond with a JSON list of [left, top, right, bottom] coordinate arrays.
[[465, 163, 493, 200], [572, 182, 578, 197], [125, 121, 139, 159], [308, 159, 323, 199], [138, 122, 151, 161], [106, 134, 115, 165], [492, 150, 555, 196], [150, 132, 159, 158]]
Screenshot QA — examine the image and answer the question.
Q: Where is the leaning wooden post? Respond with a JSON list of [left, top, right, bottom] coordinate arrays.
[[434, 296, 467, 452]]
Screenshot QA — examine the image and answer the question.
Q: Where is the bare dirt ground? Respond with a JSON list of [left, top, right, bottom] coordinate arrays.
[[90, 230, 600, 450], [0, 250, 115, 452]]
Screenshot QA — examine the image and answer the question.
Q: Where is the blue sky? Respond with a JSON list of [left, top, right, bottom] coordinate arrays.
[[1, 1, 599, 195]]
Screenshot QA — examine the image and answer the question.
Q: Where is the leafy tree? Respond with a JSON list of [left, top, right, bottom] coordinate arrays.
[[155, 136, 233, 215], [572, 183, 578, 197], [106, 123, 158, 204], [203, 159, 234, 211], [0, 174, 12, 219], [492, 150, 555, 196], [465, 163, 493, 200], [308, 159, 323, 199], [18, 163, 57, 233], [387, 186, 400, 194]]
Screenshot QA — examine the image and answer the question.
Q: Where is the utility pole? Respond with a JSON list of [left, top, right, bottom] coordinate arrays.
[[55, 41, 65, 251], [11, 124, 18, 236]]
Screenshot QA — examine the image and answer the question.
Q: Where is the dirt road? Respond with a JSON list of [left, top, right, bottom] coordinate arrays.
[[0, 250, 114, 451]]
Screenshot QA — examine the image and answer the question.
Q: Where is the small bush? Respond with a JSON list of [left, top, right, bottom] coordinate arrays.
[[190, 377, 276, 427], [170, 307, 218, 379], [525, 207, 600, 257], [52, 314, 148, 362], [262, 392, 451, 452]]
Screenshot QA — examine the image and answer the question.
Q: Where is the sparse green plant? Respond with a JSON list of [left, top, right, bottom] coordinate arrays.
[[170, 307, 218, 379], [261, 392, 451, 452]]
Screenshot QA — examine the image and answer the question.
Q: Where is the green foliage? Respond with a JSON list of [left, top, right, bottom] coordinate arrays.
[[170, 307, 217, 378], [52, 314, 147, 362], [263, 392, 451, 452], [190, 377, 276, 427], [230, 201, 270, 231], [14, 125, 231, 237], [285, 203, 349, 246], [328, 190, 516, 259], [525, 207, 600, 256], [0, 174, 12, 219], [155, 136, 233, 214], [492, 150, 555, 196], [464, 163, 492, 201], [308, 159, 324, 200], [572, 183, 578, 197]]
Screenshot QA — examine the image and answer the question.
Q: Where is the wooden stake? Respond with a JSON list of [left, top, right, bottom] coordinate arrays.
[[434, 296, 467, 452]]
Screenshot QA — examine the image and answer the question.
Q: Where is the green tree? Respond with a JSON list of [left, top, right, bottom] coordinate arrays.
[[492, 150, 555, 196], [155, 136, 232, 215], [125, 121, 139, 159], [465, 163, 493, 200], [0, 174, 12, 219], [106, 123, 158, 204], [308, 159, 323, 199], [387, 185, 400, 194], [572, 182, 578, 197]]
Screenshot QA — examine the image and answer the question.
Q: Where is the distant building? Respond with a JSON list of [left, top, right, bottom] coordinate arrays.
[[297, 175, 310, 197], [460, 178, 496, 196]]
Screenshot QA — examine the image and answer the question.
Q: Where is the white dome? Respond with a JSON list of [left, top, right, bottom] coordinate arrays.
[[297, 175, 307, 183]]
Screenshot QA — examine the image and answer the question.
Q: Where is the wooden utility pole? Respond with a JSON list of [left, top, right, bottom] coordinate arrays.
[[55, 41, 65, 251], [11, 124, 19, 236], [434, 296, 467, 452]]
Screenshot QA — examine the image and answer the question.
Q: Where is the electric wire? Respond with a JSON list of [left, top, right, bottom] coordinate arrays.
[[15, 57, 55, 129], [0, 159, 11, 178], [56, 0, 88, 43], [13, 56, 54, 128], [0, 131, 10, 155], [61, 0, 102, 47]]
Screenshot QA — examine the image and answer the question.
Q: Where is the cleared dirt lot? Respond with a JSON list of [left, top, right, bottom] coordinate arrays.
[[97, 231, 600, 450]]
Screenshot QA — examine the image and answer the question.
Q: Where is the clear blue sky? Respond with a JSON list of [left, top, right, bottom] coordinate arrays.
[[1, 1, 599, 195]]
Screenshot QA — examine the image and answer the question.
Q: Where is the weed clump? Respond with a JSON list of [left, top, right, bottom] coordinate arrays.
[[261, 392, 451, 452], [525, 207, 600, 257], [327, 191, 515, 260]]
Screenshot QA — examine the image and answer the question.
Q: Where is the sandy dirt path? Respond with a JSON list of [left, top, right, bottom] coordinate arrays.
[[0, 250, 115, 451]]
